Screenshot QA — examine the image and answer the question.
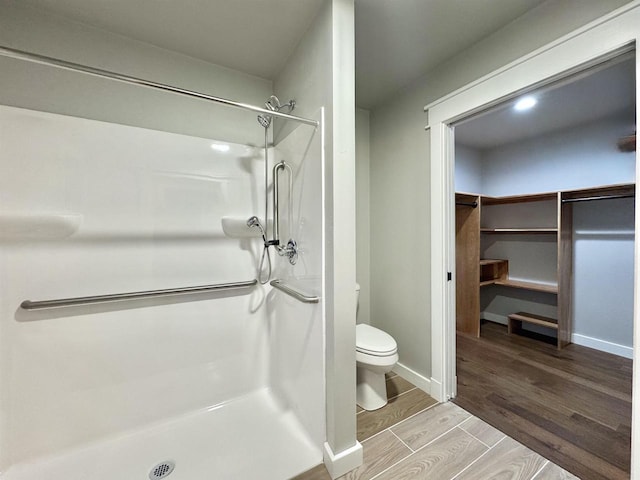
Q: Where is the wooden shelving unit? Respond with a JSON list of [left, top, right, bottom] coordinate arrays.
[[479, 259, 557, 293], [455, 183, 635, 349], [480, 228, 557, 234], [508, 312, 558, 334], [493, 279, 558, 294]]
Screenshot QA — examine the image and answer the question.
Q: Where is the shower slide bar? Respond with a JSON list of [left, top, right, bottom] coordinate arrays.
[[0, 45, 319, 127], [270, 279, 319, 304], [20, 279, 257, 310]]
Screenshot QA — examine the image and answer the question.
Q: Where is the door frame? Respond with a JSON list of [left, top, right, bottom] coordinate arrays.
[[426, 1, 640, 476]]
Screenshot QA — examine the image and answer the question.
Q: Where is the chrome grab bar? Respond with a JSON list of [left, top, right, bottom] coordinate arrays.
[[270, 279, 319, 304], [20, 279, 257, 310]]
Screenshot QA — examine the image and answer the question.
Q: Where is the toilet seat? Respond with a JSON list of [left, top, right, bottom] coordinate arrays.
[[356, 324, 397, 357]]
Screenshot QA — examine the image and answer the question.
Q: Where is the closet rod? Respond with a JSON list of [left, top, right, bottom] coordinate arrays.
[[20, 279, 257, 310], [456, 201, 478, 208], [0, 45, 319, 127], [561, 193, 635, 204]]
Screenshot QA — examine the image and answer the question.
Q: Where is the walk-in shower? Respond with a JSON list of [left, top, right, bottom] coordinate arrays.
[[0, 45, 323, 480]]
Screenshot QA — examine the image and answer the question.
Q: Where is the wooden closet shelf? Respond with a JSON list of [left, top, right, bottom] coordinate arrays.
[[493, 279, 558, 294], [479, 259, 508, 265], [481, 228, 557, 234], [508, 312, 559, 331]]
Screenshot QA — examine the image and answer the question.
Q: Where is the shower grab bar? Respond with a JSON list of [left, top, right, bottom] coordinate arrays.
[[0, 45, 318, 127], [270, 279, 319, 304], [272, 161, 293, 248], [20, 279, 257, 310]]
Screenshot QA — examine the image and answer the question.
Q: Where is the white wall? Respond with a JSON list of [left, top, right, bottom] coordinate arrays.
[[268, 115, 325, 451], [0, 1, 331, 474], [455, 145, 483, 194], [369, 0, 632, 383], [356, 108, 371, 325], [480, 114, 635, 196], [274, 0, 359, 475], [0, 106, 269, 467]]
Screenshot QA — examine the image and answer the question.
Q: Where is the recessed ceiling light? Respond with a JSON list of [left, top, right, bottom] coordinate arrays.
[[514, 96, 537, 112], [211, 143, 230, 152]]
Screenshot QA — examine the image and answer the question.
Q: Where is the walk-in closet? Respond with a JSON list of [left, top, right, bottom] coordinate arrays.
[[452, 54, 636, 479]]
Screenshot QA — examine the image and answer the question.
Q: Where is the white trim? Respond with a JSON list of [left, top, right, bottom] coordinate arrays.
[[426, 4, 640, 477], [571, 333, 633, 359], [322, 441, 363, 479], [393, 361, 432, 395]]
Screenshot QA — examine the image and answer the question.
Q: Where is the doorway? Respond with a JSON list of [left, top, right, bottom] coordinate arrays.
[[450, 55, 635, 479], [426, 6, 640, 479]]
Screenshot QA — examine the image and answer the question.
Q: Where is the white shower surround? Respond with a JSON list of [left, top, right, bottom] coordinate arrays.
[[0, 105, 324, 478]]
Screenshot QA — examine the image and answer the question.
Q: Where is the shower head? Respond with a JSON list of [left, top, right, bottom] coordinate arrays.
[[257, 95, 296, 128], [257, 114, 272, 128]]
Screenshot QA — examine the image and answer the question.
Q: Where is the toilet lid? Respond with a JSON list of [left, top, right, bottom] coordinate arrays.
[[356, 324, 397, 356]]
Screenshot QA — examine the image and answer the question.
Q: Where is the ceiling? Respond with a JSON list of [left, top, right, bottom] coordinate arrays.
[[14, 0, 326, 80], [455, 56, 636, 150], [15, 0, 547, 109], [354, 0, 546, 108]]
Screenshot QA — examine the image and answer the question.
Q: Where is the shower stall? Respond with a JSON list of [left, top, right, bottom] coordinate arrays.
[[0, 46, 325, 479]]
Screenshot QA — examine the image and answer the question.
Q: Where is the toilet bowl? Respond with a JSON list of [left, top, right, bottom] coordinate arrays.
[[355, 284, 398, 411]]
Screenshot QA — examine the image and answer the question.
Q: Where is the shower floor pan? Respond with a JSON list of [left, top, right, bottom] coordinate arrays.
[[3, 388, 321, 480]]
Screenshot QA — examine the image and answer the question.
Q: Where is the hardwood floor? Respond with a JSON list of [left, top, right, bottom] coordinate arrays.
[[294, 371, 577, 480], [455, 321, 633, 480]]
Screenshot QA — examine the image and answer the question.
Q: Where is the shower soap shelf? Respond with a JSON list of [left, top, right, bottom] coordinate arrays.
[[221, 216, 271, 238]]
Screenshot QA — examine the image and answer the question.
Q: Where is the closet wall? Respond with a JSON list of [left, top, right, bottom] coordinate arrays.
[[456, 112, 635, 357]]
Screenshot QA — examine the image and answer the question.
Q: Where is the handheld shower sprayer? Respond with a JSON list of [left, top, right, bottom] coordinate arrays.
[[247, 216, 272, 284]]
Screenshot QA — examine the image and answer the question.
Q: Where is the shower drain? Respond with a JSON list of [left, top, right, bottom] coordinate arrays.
[[149, 460, 175, 479]]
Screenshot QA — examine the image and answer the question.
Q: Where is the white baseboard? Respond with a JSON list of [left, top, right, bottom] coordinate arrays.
[[572, 333, 633, 359], [323, 441, 363, 479], [393, 362, 432, 396], [483, 312, 633, 359]]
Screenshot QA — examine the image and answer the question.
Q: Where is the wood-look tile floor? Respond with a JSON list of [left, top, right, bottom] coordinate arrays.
[[455, 321, 632, 480], [294, 372, 577, 480]]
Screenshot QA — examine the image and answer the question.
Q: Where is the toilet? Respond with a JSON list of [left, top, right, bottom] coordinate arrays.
[[355, 284, 398, 411]]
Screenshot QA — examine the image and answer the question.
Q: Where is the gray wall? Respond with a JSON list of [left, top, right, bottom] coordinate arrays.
[[481, 114, 635, 196], [455, 145, 482, 194], [356, 108, 371, 325], [573, 198, 634, 351], [369, 0, 632, 382]]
